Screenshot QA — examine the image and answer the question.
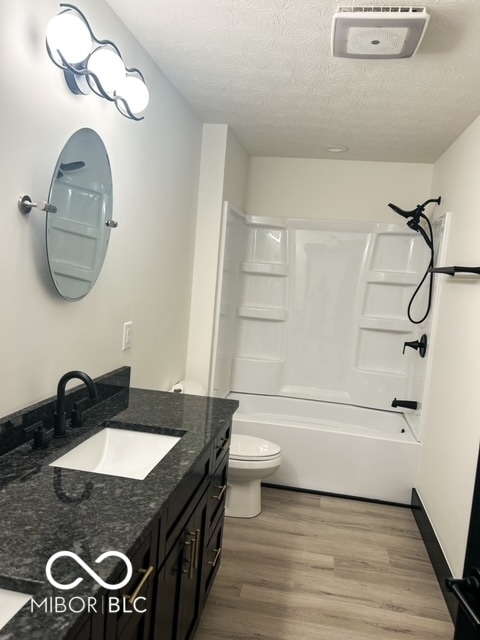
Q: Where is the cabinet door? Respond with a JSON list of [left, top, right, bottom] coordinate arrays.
[[105, 533, 156, 640], [153, 492, 208, 640], [66, 615, 92, 640], [117, 616, 150, 640], [153, 539, 182, 640], [177, 494, 207, 640]]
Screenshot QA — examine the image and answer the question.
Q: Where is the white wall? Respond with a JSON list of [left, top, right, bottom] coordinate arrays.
[[417, 114, 480, 577], [186, 126, 248, 390], [245, 157, 433, 221], [1, 0, 202, 416], [224, 129, 249, 213]]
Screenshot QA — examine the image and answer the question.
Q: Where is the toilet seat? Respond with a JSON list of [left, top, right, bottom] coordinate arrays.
[[230, 434, 281, 462]]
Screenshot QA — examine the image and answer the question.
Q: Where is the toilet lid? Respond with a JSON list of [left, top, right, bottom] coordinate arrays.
[[230, 434, 281, 461]]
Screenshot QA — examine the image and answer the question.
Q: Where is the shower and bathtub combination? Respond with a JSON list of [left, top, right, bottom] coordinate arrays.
[[211, 203, 448, 504]]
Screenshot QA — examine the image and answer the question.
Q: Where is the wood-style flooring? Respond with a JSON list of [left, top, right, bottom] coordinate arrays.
[[195, 487, 454, 640]]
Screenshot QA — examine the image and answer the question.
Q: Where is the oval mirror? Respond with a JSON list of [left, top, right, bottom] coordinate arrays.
[[46, 128, 114, 301]]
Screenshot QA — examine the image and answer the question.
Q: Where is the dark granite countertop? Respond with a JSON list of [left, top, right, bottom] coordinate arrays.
[[0, 388, 238, 640]]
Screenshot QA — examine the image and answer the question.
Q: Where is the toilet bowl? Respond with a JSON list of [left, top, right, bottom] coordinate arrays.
[[226, 434, 282, 518]]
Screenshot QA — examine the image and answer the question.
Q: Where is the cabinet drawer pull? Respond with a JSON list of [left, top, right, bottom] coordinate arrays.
[[186, 531, 198, 579], [183, 537, 194, 579], [193, 528, 201, 570], [212, 485, 227, 501], [124, 565, 154, 605], [208, 547, 222, 568]]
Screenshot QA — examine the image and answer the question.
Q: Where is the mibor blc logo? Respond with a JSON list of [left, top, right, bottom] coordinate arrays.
[[46, 550, 133, 590], [31, 550, 147, 615]]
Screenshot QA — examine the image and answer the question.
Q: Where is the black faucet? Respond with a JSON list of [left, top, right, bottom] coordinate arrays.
[[53, 371, 98, 438], [391, 398, 418, 411]]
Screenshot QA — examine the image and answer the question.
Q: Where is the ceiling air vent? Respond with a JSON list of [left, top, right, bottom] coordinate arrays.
[[332, 6, 430, 59]]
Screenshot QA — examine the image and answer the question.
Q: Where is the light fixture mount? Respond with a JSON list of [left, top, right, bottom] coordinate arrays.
[[46, 3, 149, 120]]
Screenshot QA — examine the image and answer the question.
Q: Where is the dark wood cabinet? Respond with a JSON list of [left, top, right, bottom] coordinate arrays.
[[105, 531, 156, 640], [153, 491, 208, 640], [83, 419, 231, 640], [202, 507, 225, 602], [66, 616, 93, 640], [177, 495, 207, 640], [206, 450, 228, 533], [151, 421, 230, 640]]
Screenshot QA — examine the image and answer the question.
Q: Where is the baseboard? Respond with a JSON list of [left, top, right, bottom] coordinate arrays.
[[411, 488, 457, 622], [262, 482, 411, 508]]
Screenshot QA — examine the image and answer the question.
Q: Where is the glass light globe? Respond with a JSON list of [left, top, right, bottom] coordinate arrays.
[[116, 75, 150, 114], [46, 12, 91, 65], [87, 47, 126, 95]]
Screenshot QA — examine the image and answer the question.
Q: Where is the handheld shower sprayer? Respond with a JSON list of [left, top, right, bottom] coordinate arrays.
[[387, 196, 442, 324], [388, 202, 419, 218], [388, 197, 441, 241], [388, 197, 441, 221]]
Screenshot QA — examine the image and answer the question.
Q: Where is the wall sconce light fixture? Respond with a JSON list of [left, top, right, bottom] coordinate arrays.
[[46, 3, 149, 121]]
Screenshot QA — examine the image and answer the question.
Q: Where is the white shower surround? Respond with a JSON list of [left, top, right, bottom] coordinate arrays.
[[212, 205, 447, 503]]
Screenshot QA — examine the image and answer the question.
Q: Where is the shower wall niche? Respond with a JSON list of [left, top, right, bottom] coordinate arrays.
[[211, 203, 446, 440]]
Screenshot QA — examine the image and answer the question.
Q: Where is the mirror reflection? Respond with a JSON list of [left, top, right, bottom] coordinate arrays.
[[46, 128, 114, 301]]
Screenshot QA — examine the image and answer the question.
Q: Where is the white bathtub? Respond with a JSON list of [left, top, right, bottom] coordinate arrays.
[[228, 393, 421, 504]]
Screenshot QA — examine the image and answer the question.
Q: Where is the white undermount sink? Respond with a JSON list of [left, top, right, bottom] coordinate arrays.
[[0, 588, 32, 630], [50, 427, 181, 480]]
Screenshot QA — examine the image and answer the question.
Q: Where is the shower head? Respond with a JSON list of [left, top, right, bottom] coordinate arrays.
[[388, 203, 420, 219]]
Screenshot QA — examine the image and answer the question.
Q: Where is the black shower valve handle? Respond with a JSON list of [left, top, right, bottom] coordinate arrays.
[[402, 334, 427, 358]]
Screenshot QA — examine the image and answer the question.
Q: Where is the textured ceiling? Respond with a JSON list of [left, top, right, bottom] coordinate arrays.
[[105, 0, 480, 162]]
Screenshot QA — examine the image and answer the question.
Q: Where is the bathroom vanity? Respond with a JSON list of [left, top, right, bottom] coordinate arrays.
[[0, 379, 237, 640]]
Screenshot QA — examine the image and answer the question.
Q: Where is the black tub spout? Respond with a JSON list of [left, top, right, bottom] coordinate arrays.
[[391, 398, 418, 410]]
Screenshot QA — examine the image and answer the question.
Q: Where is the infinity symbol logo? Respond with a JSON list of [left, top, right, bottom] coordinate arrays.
[[46, 551, 133, 591]]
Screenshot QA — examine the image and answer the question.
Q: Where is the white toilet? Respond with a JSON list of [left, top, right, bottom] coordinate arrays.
[[226, 434, 282, 518]]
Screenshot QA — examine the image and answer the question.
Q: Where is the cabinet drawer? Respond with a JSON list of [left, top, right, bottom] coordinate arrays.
[[207, 451, 228, 529], [203, 515, 225, 600], [211, 420, 231, 471], [165, 448, 210, 547]]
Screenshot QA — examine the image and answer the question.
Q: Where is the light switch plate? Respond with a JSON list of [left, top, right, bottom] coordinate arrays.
[[122, 321, 133, 350]]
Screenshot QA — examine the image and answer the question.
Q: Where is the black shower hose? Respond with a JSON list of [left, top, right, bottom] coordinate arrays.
[[407, 213, 434, 324]]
